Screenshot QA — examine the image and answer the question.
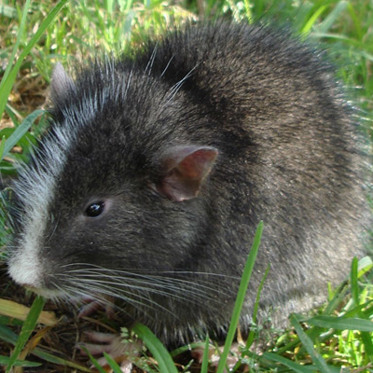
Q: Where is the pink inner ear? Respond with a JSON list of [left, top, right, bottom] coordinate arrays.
[[158, 146, 218, 202]]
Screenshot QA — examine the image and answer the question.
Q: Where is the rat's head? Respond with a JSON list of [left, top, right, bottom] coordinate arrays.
[[7, 62, 218, 304]]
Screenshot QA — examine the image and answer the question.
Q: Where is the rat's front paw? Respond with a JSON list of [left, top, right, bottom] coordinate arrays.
[[77, 295, 116, 319], [191, 342, 244, 371], [77, 330, 142, 372]]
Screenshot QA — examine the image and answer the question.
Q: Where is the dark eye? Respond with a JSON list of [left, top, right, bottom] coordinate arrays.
[[85, 201, 105, 217]]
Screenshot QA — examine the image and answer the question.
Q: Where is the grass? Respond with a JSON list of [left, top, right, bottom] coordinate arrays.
[[0, 0, 372, 372]]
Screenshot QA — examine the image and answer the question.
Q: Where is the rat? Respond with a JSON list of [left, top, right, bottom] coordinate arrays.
[[6, 21, 369, 344]]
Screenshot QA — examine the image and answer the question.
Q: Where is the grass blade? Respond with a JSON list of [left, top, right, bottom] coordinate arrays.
[[246, 263, 270, 349], [351, 257, 359, 306], [103, 352, 125, 373], [5, 296, 45, 373], [317, 1, 348, 34], [301, 5, 327, 35], [170, 341, 205, 357], [200, 334, 210, 373], [357, 256, 373, 277], [82, 346, 107, 373], [0, 136, 6, 161], [290, 314, 332, 373], [306, 315, 373, 332], [0, 356, 41, 368], [0, 298, 58, 327], [132, 323, 178, 373], [350, 257, 373, 362], [0, 0, 31, 84], [216, 221, 263, 373], [263, 352, 318, 373], [0, 325, 18, 344], [0, 0, 68, 120], [0, 109, 44, 162]]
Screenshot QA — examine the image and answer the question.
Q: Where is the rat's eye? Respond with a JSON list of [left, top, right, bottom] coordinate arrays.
[[85, 201, 105, 217]]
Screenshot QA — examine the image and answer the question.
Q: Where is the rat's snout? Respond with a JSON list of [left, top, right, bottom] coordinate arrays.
[[8, 253, 62, 298], [7, 233, 69, 299], [7, 252, 45, 289], [7, 236, 49, 291]]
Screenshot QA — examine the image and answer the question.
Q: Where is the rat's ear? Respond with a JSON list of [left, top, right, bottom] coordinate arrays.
[[50, 62, 75, 102], [156, 145, 218, 202]]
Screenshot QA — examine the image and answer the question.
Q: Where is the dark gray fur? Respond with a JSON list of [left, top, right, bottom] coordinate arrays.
[[8, 22, 369, 343]]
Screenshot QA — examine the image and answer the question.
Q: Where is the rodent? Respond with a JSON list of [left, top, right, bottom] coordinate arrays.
[[7, 21, 369, 343]]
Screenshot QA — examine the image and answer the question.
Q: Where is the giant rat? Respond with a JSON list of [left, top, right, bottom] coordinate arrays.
[[7, 21, 369, 343]]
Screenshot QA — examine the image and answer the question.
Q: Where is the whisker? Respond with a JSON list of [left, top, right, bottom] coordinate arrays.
[[145, 43, 158, 75], [65, 273, 209, 308], [160, 56, 174, 77], [120, 69, 133, 101], [62, 262, 239, 280], [165, 63, 199, 102], [64, 263, 238, 300], [62, 264, 235, 300], [63, 280, 175, 321]]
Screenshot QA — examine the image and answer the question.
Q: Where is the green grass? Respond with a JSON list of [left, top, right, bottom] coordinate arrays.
[[0, 0, 372, 372]]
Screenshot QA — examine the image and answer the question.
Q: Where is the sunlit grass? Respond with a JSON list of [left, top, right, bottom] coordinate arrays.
[[0, 0, 372, 371]]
